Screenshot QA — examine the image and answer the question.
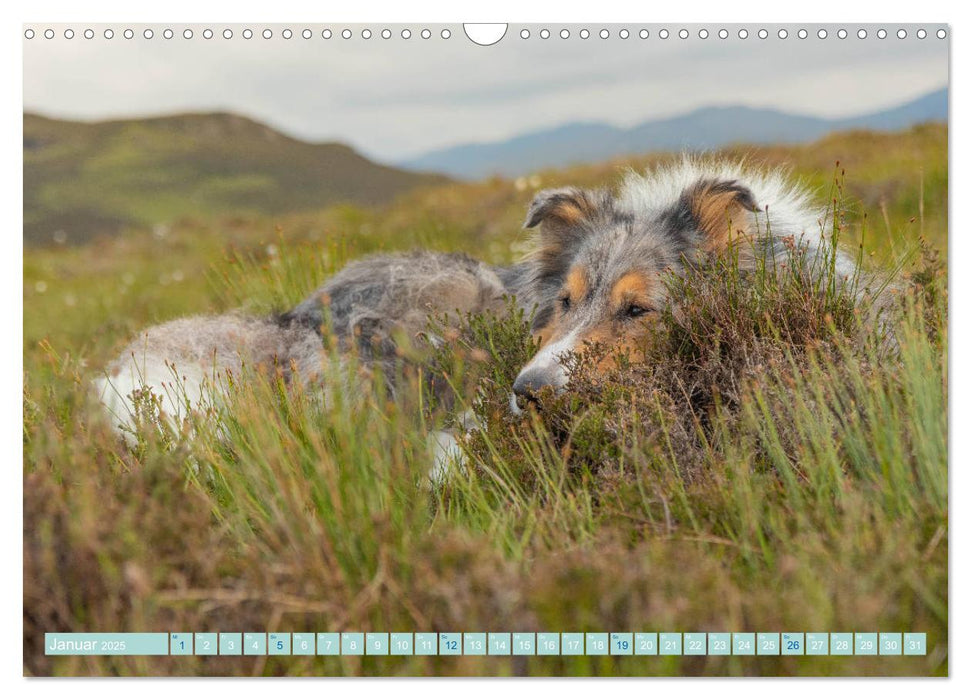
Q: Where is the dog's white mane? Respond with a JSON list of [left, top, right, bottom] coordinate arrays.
[[616, 156, 830, 250]]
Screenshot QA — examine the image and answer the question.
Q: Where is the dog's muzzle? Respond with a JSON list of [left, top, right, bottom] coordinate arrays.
[[510, 335, 574, 415], [512, 367, 555, 400], [510, 366, 561, 414]]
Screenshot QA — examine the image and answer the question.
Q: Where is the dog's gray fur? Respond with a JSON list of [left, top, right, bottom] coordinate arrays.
[[280, 250, 514, 357], [96, 251, 527, 441]]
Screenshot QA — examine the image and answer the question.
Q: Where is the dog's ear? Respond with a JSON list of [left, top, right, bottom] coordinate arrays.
[[523, 188, 603, 297], [524, 187, 600, 232], [676, 179, 761, 252]]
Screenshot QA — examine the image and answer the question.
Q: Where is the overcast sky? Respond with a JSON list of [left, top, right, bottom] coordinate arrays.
[[23, 23, 948, 162]]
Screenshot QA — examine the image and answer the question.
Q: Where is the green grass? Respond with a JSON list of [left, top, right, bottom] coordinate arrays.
[[24, 112, 447, 245], [23, 128, 947, 676]]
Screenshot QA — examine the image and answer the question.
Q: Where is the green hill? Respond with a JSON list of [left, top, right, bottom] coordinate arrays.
[[23, 112, 448, 245]]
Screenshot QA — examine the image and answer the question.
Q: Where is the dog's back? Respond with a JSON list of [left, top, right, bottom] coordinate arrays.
[[96, 251, 515, 438], [280, 250, 511, 354]]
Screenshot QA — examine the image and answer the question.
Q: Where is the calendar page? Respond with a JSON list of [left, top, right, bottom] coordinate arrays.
[[22, 15, 948, 679]]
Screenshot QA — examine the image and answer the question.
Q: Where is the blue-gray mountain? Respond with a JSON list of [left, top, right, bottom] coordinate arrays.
[[400, 88, 948, 179]]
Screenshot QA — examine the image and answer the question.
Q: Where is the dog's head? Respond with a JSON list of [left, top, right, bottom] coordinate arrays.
[[512, 177, 760, 406]]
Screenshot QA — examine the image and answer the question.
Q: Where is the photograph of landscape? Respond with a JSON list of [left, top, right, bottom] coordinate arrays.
[[23, 24, 947, 677]]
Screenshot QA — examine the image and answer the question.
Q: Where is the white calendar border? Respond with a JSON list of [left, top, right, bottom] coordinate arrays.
[[5, 0, 962, 696]]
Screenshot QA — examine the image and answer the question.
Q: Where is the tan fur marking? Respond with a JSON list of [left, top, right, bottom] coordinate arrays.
[[577, 321, 650, 374], [609, 272, 653, 310], [691, 186, 754, 251], [550, 201, 587, 225], [549, 190, 597, 226], [566, 266, 589, 302], [579, 323, 615, 348]]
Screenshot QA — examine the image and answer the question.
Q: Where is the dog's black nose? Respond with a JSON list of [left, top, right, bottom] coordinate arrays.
[[512, 368, 553, 399]]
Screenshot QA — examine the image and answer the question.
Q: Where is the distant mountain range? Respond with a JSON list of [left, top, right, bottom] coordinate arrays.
[[24, 112, 447, 245], [400, 87, 948, 179], [23, 87, 948, 245]]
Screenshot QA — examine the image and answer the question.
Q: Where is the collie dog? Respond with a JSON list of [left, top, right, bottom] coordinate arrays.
[[96, 158, 866, 463], [506, 158, 864, 409]]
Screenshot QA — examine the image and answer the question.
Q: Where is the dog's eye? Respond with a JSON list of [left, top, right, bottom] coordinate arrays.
[[559, 295, 571, 312], [626, 304, 652, 319]]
